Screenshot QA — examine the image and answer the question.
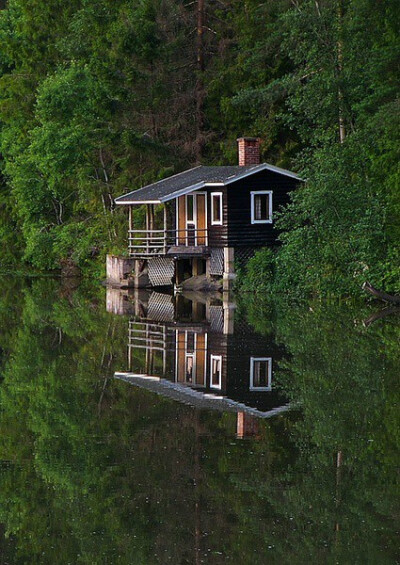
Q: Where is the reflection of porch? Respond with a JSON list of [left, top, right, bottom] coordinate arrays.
[[128, 320, 169, 376], [128, 228, 208, 258]]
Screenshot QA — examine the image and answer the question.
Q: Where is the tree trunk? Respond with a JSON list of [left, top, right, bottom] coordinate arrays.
[[337, 0, 346, 143], [362, 281, 400, 304], [363, 307, 400, 328], [195, 0, 205, 163]]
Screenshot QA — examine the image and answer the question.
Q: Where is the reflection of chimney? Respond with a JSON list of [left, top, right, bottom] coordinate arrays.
[[236, 412, 260, 439], [237, 137, 261, 166]]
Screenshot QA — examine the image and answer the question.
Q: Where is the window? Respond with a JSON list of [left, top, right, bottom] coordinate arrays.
[[250, 357, 272, 391], [211, 192, 223, 225], [251, 191, 272, 224], [185, 332, 195, 383], [186, 195, 194, 223], [210, 355, 222, 389], [185, 354, 194, 383]]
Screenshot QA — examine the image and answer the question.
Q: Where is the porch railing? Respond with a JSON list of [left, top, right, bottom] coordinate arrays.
[[128, 228, 208, 257]]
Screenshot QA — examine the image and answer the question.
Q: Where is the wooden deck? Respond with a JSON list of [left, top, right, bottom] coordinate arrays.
[[128, 228, 209, 258], [166, 245, 209, 257]]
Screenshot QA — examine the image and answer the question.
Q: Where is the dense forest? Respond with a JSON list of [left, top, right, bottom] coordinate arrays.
[[0, 0, 398, 296]]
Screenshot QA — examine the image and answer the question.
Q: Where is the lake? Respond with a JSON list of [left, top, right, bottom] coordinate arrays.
[[0, 277, 398, 564]]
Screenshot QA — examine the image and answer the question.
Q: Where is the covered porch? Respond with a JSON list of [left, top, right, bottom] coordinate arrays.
[[127, 195, 208, 258]]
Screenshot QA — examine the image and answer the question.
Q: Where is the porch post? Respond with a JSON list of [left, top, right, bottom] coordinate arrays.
[[163, 204, 168, 254], [145, 204, 154, 254], [147, 204, 154, 253], [128, 206, 132, 256], [223, 293, 235, 334], [223, 247, 236, 291]]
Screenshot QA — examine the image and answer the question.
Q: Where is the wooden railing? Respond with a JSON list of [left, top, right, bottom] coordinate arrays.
[[128, 321, 167, 352], [128, 229, 168, 257], [128, 228, 208, 257], [128, 321, 167, 375]]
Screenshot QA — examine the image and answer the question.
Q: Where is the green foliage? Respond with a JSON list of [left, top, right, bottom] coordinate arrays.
[[0, 178, 22, 268], [273, 134, 392, 296], [242, 293, 400, 563], [0, 0, 195, 273], [238, 247, 275, 294], [204, 0, 299, 166], [0, 0, 398, 295], [239, 0, 400, 296]]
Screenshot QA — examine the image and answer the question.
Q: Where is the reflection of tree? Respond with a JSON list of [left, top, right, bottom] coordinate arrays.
[[242, 298, 399, 563], [0, 281, 397, 563], [0, 280, 292, 563], [0, 278, 25, 375]]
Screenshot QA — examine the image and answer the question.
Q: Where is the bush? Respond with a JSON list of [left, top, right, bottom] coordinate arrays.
[[239, 247, 275, 293]]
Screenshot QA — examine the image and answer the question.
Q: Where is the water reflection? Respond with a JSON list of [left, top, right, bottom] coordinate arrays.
[[0, 278, 397, 564], [110, 289, 289, 435]]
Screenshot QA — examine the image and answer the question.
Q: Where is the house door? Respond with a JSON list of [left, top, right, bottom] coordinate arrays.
[[177, 193, 207, 245], [196, 193, 207, 245]]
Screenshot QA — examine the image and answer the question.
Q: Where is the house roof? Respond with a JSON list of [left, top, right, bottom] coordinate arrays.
[[115, 163, 302, 205]]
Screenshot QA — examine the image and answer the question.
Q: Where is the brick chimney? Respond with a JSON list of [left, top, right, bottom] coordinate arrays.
[[237, 137, 261, 166]]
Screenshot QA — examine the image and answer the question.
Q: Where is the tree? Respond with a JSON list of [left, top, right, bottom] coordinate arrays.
[[240, 0, 400, 296]]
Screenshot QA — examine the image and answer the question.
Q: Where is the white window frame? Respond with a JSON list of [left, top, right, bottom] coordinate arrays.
[[210, 192, 223, 226], [250, 191, 273, 224], [249, 357, 272, 391], [185, 331, 196, 384], [210, 354, 222, 389], [186, 193, 196, 229], [185, 353, 195, 384]]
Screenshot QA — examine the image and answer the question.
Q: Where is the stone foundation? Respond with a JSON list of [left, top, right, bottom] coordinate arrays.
[[106, 250, 236, 290], [105, 255, 150, 288], [222, 247, 236, 291]]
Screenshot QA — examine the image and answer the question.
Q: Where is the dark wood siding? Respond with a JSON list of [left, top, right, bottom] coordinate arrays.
[[173, 168, 299, 249], [206, 332, 228, 391], [225, 319, 287, 411], [226, 170, 298, 247]]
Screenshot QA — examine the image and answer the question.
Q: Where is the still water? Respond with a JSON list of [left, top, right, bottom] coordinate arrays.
[[0, 277, 398, 564]]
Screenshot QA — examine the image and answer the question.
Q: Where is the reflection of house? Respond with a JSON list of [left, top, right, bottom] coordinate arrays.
[[113, 290, 289, 429], [108, 138, 301, 289]]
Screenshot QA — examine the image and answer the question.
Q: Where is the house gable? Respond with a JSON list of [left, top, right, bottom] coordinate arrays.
[[225, 168, 298, 247]]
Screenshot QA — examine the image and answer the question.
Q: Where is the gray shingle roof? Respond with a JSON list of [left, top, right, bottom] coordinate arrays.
[[115, 163, 301, 205]]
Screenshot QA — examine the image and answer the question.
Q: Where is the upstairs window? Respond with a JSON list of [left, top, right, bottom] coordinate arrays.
[[250, 357, 272, 391], [251, 191, 272, 224], [211, 192, 223, 225]]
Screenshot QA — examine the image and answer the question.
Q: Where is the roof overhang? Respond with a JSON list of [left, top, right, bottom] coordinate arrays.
[[160, 181, 224, 203], [115, 163, 303, 206], [227, 163, 302, 182], [115, 199, 161, 205], [115, 372, 291, 419], [115, 182, 224, 205]]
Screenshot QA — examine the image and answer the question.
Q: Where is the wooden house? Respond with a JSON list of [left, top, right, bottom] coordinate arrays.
[[110, 138, 301, 289]]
